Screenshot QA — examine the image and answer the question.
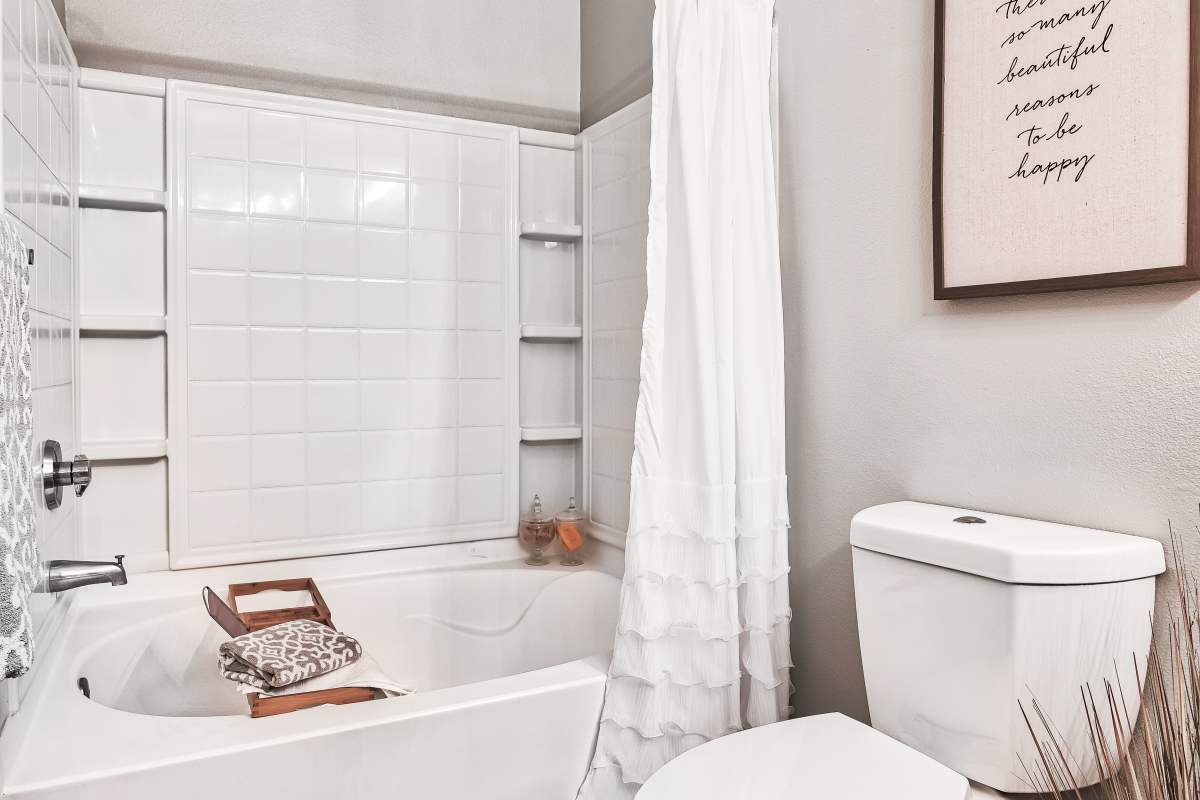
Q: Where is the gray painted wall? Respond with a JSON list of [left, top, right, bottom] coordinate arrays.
[[583, 1, 1200, 724], [580, 0, 652, 129], [65, 0, 581, 132]]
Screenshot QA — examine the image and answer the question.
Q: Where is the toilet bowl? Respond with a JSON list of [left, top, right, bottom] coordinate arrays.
[[637, 713, 970, 799], [637, 501, 1166, 799]]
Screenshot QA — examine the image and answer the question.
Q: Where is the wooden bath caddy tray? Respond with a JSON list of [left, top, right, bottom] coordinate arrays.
[[227, 577, 380, 718]]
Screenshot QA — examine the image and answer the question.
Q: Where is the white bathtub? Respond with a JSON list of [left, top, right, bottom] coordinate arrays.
[[0, 539, 623, 799]]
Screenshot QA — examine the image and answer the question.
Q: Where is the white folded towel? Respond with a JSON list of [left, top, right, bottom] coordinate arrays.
[[237, 651, 413, 698]]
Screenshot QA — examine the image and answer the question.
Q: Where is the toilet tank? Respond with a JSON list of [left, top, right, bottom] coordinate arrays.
[[851, 501, 1165, 793]]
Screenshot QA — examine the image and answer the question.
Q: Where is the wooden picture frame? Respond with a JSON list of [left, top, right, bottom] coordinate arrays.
[[933, 0, 1200, 299]]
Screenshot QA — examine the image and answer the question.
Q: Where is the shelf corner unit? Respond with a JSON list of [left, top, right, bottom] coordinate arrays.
[[519, 222, 583, 243], [78, 185, 167, 212], [519, 324, 582, 342], [520, 425, 583, 443]]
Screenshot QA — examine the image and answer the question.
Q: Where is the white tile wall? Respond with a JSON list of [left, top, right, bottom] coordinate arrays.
[[173, 88, 515, 567], [1, 0, 77, 717], [587, 107, 650, 535]]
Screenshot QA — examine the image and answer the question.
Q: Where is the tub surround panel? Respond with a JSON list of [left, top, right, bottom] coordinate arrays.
[[580, 97, 650, 544], [169, 83, 520, 568]]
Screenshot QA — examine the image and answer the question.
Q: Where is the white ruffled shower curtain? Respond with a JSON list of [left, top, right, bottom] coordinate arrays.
[[578, 1, 791, 797]]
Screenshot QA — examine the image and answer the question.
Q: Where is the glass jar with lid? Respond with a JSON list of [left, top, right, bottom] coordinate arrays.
[[555, 497, 586, 566], [519, 494, 555, 566]]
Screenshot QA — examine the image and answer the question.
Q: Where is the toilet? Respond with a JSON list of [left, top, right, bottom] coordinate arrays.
[[637, 501, 1166, 799]]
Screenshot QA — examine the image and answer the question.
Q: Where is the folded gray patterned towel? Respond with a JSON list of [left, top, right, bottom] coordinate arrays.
[[218, 619, 363, 692]]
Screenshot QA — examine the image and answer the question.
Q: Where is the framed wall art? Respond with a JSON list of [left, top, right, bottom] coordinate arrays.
[[934, 0, 1200, 298]]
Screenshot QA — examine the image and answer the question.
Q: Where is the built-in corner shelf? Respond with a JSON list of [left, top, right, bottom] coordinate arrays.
[[519, 222, 583, 243], [520, 324, 582, 342], [82, 439, 168, 460], [78, 184, 167, 212], [80, 314, 167, 334], [520, 425, 583, 443]]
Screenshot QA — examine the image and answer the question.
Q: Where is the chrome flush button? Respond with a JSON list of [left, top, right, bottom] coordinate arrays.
[[954, 516, 986, 524]]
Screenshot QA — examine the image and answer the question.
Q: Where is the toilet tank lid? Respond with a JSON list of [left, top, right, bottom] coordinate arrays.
[[850, 501, 1166, 585]]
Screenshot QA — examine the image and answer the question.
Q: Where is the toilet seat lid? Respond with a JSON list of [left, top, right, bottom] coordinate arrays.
[[636, 713, 969, 800]]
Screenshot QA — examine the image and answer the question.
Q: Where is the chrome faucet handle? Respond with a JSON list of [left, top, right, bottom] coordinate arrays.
[[41, 441, 92, 509], [71, 454, 91, 497]]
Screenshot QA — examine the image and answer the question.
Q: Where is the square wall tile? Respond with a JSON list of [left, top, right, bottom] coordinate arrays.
[[250, 327, 304, 379], [410, 180, 457, 231], [249, 163, 302, 218], [459, 380, 506, 427], [460, 185, 504, 234], [361, 381, 407, 430], [250, 274, 304, 326], [409, 130, 458, 181], [461, 332, 506, 379], [250, 111, 303, 164], [361, 430, 409, 481], [188, 214, 249, 270], [409, 429, 456, 477], [458, 427, 505, 475], [305, 117, 356, 171], [307, 381, 359, 432], [409, 282, 456, 330], [190, 326, 249, 381], [304, 222, 357, 277], [251, 435, 306, 488], [307, 432, 360, 484], [305, 170, 357, 223], [189, 158, 246, 214], [358, 123, 407, 175], [190, 382, 250, 436], [411, 230, 456, 281], [252, 487, 307, 541], [189, 271, 248, 325], [308, 483, 361, 537], [408, 381, 457, 428], [459, 234, 504, 283], [358, 227, 407, 279], [189, 491, 250, 547], [458, 475, 504, 524], [362, 481, 409, 532], [359, 279, 407, 329], [189, 436, 250, 492], [458, 283, 504, 331], [307, 329, 358, 379], [409, 331, 457, 378], [408, 477, 457, 527], [459, 136, 505, 187], [360, 177, 407, 227], [251, 219, 303, 273], [305, 276, 357, 327], [251, 382, 305, 433], [187, 102, 248, 161], [360, 330, 407, 379]]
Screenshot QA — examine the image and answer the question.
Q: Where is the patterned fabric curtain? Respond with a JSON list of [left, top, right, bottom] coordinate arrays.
[[0, 216, 37, 679]]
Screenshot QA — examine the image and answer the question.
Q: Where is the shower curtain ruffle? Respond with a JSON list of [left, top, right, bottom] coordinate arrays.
[[577, 0, 786, 796]]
